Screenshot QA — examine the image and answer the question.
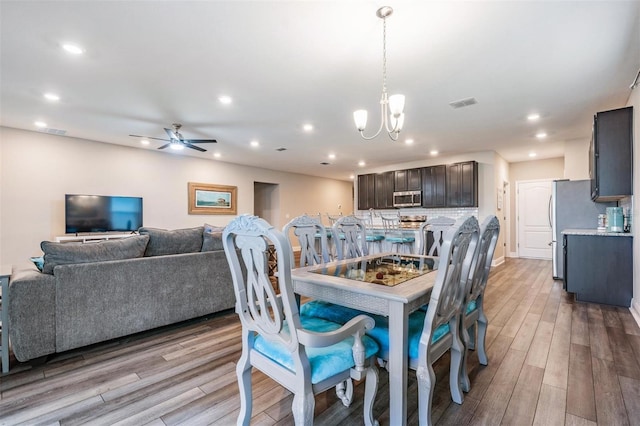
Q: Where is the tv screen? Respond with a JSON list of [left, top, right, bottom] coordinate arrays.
[[65, 194, 143, 233]]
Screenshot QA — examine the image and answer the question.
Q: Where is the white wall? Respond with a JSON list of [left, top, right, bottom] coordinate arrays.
[[564, 138, 591, 180], [0, 127, 354, 266]]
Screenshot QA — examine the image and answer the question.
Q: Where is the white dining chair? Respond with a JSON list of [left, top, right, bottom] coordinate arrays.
[[332, 215, 369, 260], [355, 210, 385, 254], [418, 216, 456, 257], [283, 214, 331, 267], [460, 215, 500, 392], [223, 215, 380, 426]]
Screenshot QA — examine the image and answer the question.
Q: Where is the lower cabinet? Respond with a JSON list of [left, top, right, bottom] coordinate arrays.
[[563, 234, 632, 307]]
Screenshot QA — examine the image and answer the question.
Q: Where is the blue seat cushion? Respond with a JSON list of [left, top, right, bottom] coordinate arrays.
[[366, 235, 385, 242], [300, 301, 449, 360], [253, 315, 379, 385], [385, 236, 415, 243]]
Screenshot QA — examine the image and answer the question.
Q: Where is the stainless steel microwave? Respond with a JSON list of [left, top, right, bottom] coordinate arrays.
[[393, 190, 422, 207]]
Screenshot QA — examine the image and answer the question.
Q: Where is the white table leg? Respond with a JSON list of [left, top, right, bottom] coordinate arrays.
[[388, 301, 409, 426]]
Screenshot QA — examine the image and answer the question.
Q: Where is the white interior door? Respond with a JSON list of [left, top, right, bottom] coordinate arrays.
[[517, 180, 552, 259]]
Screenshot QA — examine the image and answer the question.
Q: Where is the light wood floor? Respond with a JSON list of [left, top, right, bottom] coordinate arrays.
[[1, 258, 640, 425]]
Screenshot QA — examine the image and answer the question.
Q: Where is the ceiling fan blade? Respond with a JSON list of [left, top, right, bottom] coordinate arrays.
[[164, 128, 181, 141], [184, 143, 207, 152], [157, 143, 171, 150], [185, 139, 217, 144], [130, 134, 170, 142]]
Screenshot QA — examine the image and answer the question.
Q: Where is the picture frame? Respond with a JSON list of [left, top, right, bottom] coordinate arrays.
[[188, 182, 237, 215]]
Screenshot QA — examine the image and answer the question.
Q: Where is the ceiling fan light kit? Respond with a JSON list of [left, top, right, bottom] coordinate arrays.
[[354, 6, 405, 141]]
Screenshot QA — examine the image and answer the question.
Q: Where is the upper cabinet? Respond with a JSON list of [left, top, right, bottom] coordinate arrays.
[[446, 161, 478, 207], [421, 165, 446, 208], [375, 171, 395, 209], [357, 173, 376, 210], [394, 168, 422, 192], [590, 106, 633, 202]]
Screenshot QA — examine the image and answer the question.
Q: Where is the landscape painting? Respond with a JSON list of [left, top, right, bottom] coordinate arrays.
[[188, 182, 237, 215]]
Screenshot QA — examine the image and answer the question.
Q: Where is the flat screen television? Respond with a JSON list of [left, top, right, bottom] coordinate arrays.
[[65, 194, 143, 233]]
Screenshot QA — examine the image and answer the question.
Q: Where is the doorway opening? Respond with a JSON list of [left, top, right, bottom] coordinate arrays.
[[254, 182, 280, 227]]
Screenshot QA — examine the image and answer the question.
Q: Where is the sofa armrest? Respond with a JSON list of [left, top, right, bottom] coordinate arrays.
[[8, 267, 56, 362]]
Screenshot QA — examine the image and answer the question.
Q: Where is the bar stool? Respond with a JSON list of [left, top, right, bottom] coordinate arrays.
[[380, 214, 415, 254], [355, 211, 385, 254]]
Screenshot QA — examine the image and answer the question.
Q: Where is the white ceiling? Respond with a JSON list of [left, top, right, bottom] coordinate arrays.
[[1, 1, 639, 181]]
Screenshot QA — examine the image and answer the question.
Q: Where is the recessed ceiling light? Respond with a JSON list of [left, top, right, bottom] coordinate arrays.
[[250, 140, 260, 147], [218, 95, 232, 105], [213, 152, 221, 158], [430, 150, 439, 156], [529, 152, 537, 158], [527, 113, 540, 121], [328, 153, 336, 160], [34, 121, 47, 128], [44, 93, 60, 101], [62, 43, 84, 55], [140, 139, 150, 146], [303, 123, 314, 132], [349, 174, 355, 180], [405, 139, 414, 145], [358, 160, 366, 167], [536, 132, 547, 139]]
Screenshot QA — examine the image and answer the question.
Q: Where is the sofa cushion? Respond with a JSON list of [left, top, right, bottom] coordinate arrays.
[[40, 235, 149, 275], [138, 226, 204, 256]]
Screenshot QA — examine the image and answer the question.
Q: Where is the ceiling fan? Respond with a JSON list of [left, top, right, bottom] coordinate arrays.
[[129, 123, 217, 152]]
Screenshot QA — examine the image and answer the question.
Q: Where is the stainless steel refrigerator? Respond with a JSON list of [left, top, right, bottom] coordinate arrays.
[[551, 179, 615, 280]]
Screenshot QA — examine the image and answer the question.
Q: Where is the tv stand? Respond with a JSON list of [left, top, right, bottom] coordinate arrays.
[[55, 233, 137, 244]]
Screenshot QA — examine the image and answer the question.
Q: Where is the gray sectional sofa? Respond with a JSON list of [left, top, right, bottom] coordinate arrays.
[[8, 226, 235, 362]]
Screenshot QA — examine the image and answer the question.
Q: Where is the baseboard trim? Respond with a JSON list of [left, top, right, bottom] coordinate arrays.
[[508, 251, 518, 258], [631, 298, 640, 328], [492, 256, 505, 267]]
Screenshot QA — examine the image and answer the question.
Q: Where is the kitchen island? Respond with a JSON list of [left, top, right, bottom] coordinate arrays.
[[562, 228, 632, 306]]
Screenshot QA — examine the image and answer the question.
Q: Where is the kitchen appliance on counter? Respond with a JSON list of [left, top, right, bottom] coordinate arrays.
[[551, 179, 615, 281], [606, 207, 624, 232]]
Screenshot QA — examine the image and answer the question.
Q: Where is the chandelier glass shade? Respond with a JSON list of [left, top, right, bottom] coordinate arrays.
[[354, 6, 405, 141]]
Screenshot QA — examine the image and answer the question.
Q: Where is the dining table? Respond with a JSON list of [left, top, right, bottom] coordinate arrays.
[[290, 252, 437, 426]]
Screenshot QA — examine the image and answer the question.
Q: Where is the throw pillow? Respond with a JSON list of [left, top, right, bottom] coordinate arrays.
[[40, 235, 150, 275], [202, 230, 224, 252], [138, 226, 204, 256], [30, 255, 45, 272]]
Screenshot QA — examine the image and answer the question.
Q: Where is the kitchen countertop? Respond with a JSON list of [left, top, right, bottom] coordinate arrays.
[[562, 228, 633, 237]]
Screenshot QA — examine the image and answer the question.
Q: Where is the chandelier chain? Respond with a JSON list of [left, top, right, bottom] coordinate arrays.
[[382, 16, 387, 96]]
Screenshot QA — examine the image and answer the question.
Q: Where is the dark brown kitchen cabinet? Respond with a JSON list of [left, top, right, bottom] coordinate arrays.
[[357, 174, 376, 210], [374, 171, 395, 208], [446, 161, 478, 207], [394, 168, 422, 192], [590, 106, 633, 202], [421, 165, 446, 207], [564, 233, 632, 306]]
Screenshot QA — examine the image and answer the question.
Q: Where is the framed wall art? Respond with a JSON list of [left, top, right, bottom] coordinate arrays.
[[188, 182, 237, 215]]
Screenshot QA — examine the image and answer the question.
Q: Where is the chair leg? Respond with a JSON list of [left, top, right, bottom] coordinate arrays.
[[292, 390, 315, 426], [363, 362, 380, 426], [236, 349, 253, 426], [460, 323, 472, 393], [467, 322, 477, 350], [449, 327, 465, 405], [336, 379, 354, 407], [416, 363, 436, 426], [477, 312, 489, 366]]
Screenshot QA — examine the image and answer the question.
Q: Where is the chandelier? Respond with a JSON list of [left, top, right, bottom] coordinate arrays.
[[353, 6, 405, 141]]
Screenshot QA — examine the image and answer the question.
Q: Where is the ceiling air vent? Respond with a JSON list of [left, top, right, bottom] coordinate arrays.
[[275, 147, 287, 152], [37, 127, 67, 136], [449, 97, 478, 109], [320, 162, 330, 166]]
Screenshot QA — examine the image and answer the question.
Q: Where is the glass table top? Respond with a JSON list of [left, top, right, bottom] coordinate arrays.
[[309, 255, 436, 287]]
